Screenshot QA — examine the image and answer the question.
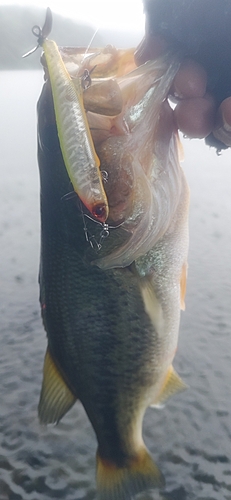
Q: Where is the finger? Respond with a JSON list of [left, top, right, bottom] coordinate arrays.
[[174, 93, 216, 139], [212, 97, 231, 147], [172, 58, 207, 99], [134, 34, 168, 65]]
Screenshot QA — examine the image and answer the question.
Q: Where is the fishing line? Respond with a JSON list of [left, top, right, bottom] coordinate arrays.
[[61, 191, 77, 201], [78, 27, 101, 90], [81, 28, 100, 64]]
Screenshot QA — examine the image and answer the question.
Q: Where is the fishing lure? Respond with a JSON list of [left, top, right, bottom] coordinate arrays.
[[24, 8, 109, 223]]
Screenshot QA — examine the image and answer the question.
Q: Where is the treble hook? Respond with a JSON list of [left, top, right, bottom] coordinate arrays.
[[22, 7, 52, 58], [77, 202, 124, 252]]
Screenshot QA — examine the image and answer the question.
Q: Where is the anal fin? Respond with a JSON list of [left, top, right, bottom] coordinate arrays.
[[38, 347, 77, 424], [151, 365, 187, 407]]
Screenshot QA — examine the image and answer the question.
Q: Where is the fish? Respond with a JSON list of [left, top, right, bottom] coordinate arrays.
[[24, 8, 109, 223], [35, 17, 190, 500]]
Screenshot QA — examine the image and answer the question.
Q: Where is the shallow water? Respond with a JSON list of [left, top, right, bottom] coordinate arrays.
[[0, 71, 231, 500]]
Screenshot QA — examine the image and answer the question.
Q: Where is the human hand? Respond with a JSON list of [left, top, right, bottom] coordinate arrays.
[[135, 0, 231, 151]]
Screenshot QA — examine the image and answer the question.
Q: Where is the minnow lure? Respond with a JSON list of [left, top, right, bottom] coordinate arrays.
[[24, 8, 109, 223]]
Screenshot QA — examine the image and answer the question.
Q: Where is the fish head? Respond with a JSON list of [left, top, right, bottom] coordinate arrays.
[[60, 46, 182, 268]]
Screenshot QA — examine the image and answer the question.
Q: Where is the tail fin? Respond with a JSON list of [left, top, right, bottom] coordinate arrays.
[[96, 446, 164, 500]]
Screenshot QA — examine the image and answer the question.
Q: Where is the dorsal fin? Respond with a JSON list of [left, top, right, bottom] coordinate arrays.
[[38, 348, 77, 424]]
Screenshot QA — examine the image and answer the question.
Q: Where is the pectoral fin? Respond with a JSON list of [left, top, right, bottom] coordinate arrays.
[[38, 348, 77, 424], [140, 278, 164, 336], [151, 365, 187, 407]]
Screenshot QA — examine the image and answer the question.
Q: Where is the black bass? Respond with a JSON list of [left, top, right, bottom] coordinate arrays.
[[36, 27, 189, 500]]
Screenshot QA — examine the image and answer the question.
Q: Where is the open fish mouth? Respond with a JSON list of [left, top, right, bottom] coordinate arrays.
[[55, 45, 183, 269]]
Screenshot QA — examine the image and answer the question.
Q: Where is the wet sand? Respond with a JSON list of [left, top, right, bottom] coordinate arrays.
[[0, 70, 231, 500]]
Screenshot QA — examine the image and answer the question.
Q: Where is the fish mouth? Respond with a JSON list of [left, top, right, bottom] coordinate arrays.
[[57, 46, 182, 268]]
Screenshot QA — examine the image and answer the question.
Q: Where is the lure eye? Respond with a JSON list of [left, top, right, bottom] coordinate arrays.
[[92, 204, 108, 223]]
